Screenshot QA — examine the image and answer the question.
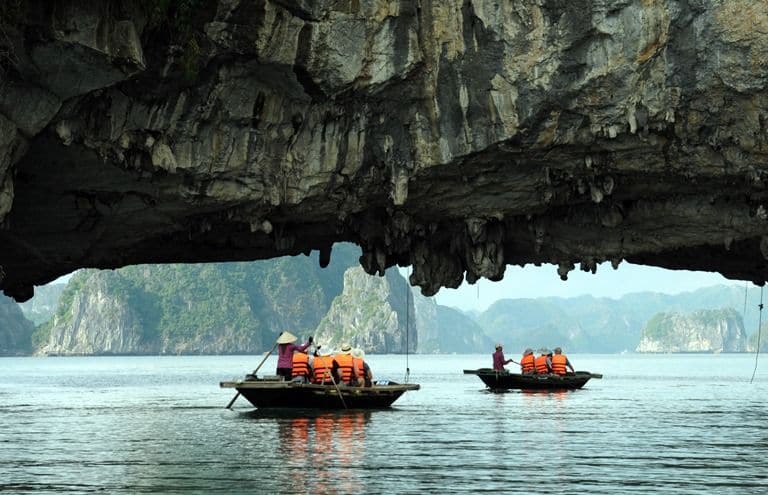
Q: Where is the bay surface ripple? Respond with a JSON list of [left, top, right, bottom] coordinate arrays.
[[1, 354, 767, 494]]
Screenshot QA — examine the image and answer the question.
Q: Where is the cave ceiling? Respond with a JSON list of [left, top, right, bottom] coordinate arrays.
[[2, 0, 768, 301]]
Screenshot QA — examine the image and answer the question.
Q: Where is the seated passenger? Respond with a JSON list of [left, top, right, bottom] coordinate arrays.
[[551, 347, 575, 376], [352, 348, 373, 387], [291, 349, 312, 383], [520, 348, 535, 374], [534, 348, 552, 374], [332, 343, 357, 385], [312, 349, 337, 385]]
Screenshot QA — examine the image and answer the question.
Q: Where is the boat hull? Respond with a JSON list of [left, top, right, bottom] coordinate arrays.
[[221, 378, 420, 409], [464, 369, 600, 391]]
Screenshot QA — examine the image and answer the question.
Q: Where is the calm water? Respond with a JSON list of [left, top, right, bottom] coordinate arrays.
[[1, 354, 767, 494]]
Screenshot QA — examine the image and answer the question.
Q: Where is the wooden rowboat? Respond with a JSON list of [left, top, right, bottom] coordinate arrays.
[[464, 368, 602, 391], [220, 376, 420, 409]]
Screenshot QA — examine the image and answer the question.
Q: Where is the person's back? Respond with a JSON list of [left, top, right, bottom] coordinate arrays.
[[291, 351, 311, 381], [312, 354, 335, 384], [520, 348, 535, 374], [333, 343, 356, 385], [534, 349, 551, 374], [551, 347, 574, 375], [352, 348, 373, 387], [334, 352, 356, 384]]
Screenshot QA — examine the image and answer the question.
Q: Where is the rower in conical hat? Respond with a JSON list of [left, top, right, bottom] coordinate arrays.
[[276, 331, 297, 344], [275, 331, 313, 380]]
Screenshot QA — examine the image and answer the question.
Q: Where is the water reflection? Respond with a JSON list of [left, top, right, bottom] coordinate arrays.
[[5, 355, 768, 494], [520, 389, 570, 401], [270, 411, 370, 495]]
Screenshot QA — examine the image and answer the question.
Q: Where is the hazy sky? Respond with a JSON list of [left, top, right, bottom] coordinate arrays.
[[422, 262, 745, 312]]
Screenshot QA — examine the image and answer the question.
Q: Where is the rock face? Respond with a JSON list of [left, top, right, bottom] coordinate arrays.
[[314, 266, 416, 354], [18, 283, 65, 325], [41, 271, 150, 355], [636, 308, 747, 353], [38, 247, 358, 355], [0, 294, 33, 355], [2, 2, 768, 302]]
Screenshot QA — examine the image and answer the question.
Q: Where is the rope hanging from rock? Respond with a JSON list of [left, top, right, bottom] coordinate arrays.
[[404, 266, 410, 384], [750, 285, 763, 384]]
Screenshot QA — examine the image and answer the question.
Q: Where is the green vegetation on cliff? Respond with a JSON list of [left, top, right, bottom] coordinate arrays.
[[642, 312, 672, 341], [0, 294, 33, 355], [637, 308, 746, 353], [18, 283, 64, 325], [38, 245, 359, 354], [31, 273, 91, 348]]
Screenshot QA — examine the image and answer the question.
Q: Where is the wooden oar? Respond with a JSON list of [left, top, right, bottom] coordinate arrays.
[[225, 340, 279, 409], [317, 346, 348, 409], [572, 371, 603, 379], [325, 368, 348, 409]]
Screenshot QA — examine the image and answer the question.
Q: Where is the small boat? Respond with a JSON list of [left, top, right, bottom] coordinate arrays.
[[220, 375, 420, 409], [464, 368, 602, 391]]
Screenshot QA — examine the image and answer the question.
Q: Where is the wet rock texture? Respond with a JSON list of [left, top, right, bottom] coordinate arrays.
[[314, 266, 417, 354], [2, 0, 768, 301]]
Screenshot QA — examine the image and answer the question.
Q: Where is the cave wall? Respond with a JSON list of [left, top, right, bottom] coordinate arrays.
[[1, 1, 768, 301]]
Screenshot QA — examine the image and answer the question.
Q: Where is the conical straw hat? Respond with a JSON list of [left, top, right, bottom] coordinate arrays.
[[277, 332, 297, 344]]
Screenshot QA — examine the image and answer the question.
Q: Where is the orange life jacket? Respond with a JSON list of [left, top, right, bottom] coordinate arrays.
[[353, 357, 366, 385], [334, 353, 356, 384], [291, 351, 310, 378], [535, 355, 550, 374], [520, 354, 535, 373], [312, 355, 335, 384], [551, 354, 568, 375]]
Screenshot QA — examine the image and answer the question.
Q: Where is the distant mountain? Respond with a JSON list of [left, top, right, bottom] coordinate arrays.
[[18, 283, 65, 325], [474, 285, 764, 353], [414, 293, 492, 354], [636, 308, 747, 353], [0, 295, 34, 355], [476, 299, 576, 353]]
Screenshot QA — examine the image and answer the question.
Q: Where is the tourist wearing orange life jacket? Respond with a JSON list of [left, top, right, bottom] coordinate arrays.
[[352, 348, 373, 387], [291, 350, 312, 382], [534, 348, 552, 374], [520, 348, 536, 374], [551, 347, 575, 376], [332, 343, 357, 385], [312, 350, 338, 384]]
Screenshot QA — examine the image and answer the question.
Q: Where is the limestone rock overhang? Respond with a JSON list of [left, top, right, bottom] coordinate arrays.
[[2, 0, 768, 302]]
